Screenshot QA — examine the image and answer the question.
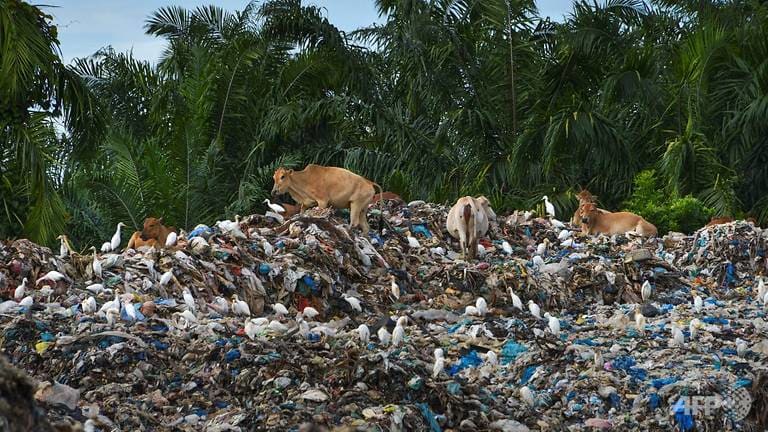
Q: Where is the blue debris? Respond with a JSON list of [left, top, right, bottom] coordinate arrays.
[[448, 350, 483, 375], [151, 340, 169, 350], [651, 377, 678, 389], [702, 316, 728, 325], [520, 365, 537, 385], [188, 225, 212, 239], [673, 398, 695, 431], [574, 338, 599, 346], [411, 223, 433, 238], [417, 403, 443, 432], [258, 263, 271, 274], [500, 340, 528, 365], [446, 382, 461, 395], [40, 332, 55, 342], [649, 393, 661, 410], [735, 378, 752, 388], [224, 349, 241, 362]]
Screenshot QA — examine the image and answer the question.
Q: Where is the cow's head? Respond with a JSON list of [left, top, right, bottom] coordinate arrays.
[[271, 167, 294, 195], [141, 217, 165, 241], [576, 189, 596, 204], [580, 202, 599, 225]]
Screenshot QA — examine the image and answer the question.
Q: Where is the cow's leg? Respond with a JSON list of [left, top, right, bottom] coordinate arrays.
[[349, 201, 361, 228], [359, 207, 370, 234]]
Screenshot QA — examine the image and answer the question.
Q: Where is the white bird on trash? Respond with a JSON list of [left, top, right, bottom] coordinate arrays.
[[209, 296, 229, 315], [501, 241, 513, 255], [263, 199, 286, 214], [216, 217, 246, 239], [231, 295, 251, 317], [542, 195, 556, 218], [757, 277, 766, 301], [544, 312, 560, 337], [36, 270, 69, 285], [272, 303, 289, 318], [123, 299, 137, 322], [635, 310, 646, 332], [19, 296, 33, 307], [536, 239, 548, 256], [82, 296, 97, 314], [763, 292, 768, 309], [532, 255, 545, 271], [343, 294, 363, 312], [736, 338, 748, 358], [560, 238, 574, 248], [528, 300, 541, 319], [509, 289, 523, 310], [14, 278, 27, 301], [268, 320, 289, 334], [694, 295, 703, 314], [100, 242, 112, 253], [551, 218, 565, 229], [407, 234, 421, 249], [159, 270, 173, 287], [557, 229, 572, 241], [110, 222, 126, 251], [261, 239, 274, 257], [85, 283, 105, 295], [476, 297, 488, 316], [89, 247, 102, 279], [433, 348, 444, 378], [485, 350, 498, 366], [464, 305, 479, 316], [357, 324, 370, 344], [519, 386, 535, 407], [175, 310, 198, 327], [641, 280, 652, 302], [302, 306, 320, 320], [392, 316, 407, 347], [390, 275, 400, 300], [689, 318, 701, 340], [377, 326, 391, 346], [165, 231, 178, 247], [182, 287, 196, 313], [57, 235, 69, 258], [99, 290, 120, 314], [105, 309, 120, 327], [245, 318, 269, 339], [593, 350, 603, 370], [523, 210, 533, 221], [671, 325, 684, 347]]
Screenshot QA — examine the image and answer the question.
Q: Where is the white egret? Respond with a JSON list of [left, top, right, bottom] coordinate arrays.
[[528, 300, 541, 319], [159, 270, 173, 287], [343, 294, 363, 312], [302, 307, 320, 320], [357, 324, 370, 344], [272, 303, 289, 318], [82, 296, 97, 314], [110, 222, 126, 251], [232, 295, 251, 317], [391, 317, 407, 347], [519, 386, 535, 407], [390, 275, 401, 300], [90, 247, 102, 279], [736, 339, 748, 358], [694, 295, 703, 314], [263, 199, 286, 214], [641, 281, 652, 302], [182, 288, 196, 313], [377, 326, 391, 346], [475, 297, 488, 316], [542, 196, 555, 218], [36, 270, 69, 285], [433, 348, 445, 378], [509, 289, 523, 310], [14, 278, 27, 301]]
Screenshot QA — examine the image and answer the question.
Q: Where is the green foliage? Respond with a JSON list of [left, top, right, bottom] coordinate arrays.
[[7, 0, 768, 246], [623, 170, 713, 234]]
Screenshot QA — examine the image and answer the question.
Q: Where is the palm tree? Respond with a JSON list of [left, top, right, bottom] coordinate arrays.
[[0, 0, 102, 244]]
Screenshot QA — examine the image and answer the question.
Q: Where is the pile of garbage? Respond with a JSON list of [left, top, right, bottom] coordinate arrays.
[[0, 202, 767, 431]]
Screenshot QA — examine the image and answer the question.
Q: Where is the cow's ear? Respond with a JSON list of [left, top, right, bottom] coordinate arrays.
[[287, 169, 294, 175], [158, 217, 164, 224]]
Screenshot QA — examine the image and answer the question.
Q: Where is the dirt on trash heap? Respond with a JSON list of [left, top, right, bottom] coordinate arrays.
[[0, 202, 767, 431]]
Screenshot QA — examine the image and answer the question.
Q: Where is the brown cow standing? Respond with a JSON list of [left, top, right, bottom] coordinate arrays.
[[127, 217, 177, 249], [271, 165, 382, 233]]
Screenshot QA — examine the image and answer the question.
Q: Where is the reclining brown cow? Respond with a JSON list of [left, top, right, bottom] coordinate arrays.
[[571, 189, 608, 227], [271, 164, 382, 233], [580, 202, 657, 237], [127, 217, 177, 249]]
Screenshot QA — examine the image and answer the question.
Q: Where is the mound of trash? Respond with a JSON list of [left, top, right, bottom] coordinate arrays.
[[0, 202, 767, 431]]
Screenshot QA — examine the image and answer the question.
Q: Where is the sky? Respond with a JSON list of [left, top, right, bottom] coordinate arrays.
[[48, 0, 573, 64]]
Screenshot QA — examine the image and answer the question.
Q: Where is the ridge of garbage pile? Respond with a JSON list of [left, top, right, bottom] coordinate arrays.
[[0, 202, 767, 431]]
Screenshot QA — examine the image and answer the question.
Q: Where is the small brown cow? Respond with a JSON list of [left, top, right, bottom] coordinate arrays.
[[271, 165, 382, 233], [127, 217, 177, 249], [581, 203, 657, 237]]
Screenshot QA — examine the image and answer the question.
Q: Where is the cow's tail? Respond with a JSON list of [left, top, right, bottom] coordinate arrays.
[[372, 181, 384, 233], [463, 203, 475, 257]]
